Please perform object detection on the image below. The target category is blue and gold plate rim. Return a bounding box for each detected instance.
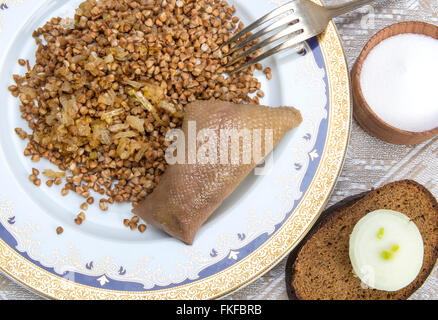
[0,2,351,300]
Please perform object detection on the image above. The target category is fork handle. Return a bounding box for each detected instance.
[325,0,376,19]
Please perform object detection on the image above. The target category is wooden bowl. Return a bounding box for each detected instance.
[351,21,438,145]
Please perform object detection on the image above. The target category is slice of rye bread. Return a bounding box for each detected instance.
[286,180,438,300]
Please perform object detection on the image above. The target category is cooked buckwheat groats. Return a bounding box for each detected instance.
[9,0,266,230]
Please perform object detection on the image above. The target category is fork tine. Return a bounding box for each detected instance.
[225,23,305,67]
[229,34,309,74]
[220,1,297,50]
[225,14,299,57]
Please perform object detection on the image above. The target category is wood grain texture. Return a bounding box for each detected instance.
[352,21,438,145]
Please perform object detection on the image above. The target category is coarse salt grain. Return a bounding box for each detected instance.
[360,33,438,132]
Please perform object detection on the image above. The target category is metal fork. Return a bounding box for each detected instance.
[223,0,376,73]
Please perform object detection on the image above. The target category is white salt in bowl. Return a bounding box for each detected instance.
[352,21,438,145]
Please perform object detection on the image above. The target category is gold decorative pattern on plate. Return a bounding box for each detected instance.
[0,0,351,298]
[0,14,351,298]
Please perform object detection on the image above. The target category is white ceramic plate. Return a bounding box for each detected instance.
[0,0,351,299]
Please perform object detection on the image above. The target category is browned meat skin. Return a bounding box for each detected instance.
[132,101,302,245]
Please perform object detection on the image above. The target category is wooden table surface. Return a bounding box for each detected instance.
[1,0,437,300]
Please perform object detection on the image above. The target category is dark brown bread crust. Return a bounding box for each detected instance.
[286,180,438,300]
[286,191,370,300]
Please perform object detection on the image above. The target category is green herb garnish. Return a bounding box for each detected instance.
[377,227,385,239]
[380,250,394,260]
